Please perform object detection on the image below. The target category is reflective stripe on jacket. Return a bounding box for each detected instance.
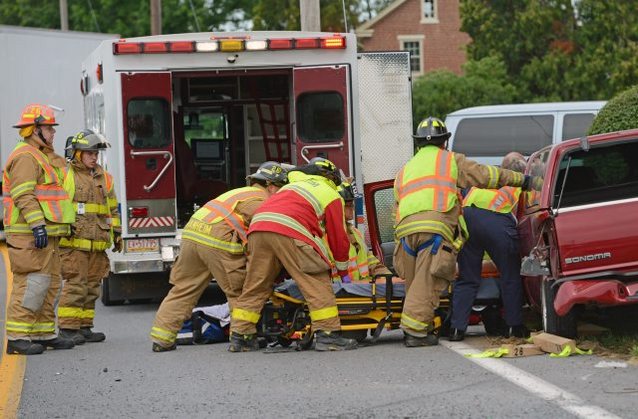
[463,186,522,214]
[248,172,350,271]
[2,142,74,235]
[182,186,267,253]
[60,163,120,251]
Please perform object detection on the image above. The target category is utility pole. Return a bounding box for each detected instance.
[299,0,321,32]
[59,0,69,31]
[151,0,162,35]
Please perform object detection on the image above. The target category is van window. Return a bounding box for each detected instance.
[454,115,554,156]
[561,113,595,141]
[127,99,170,148]
[297,92,344,142]
[553,140,638,208]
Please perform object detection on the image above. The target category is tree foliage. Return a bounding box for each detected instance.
[0,1,381,36]
[412,56,517,122]
[460,0,638,102]
[588,85,638,135]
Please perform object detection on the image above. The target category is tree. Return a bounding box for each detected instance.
[412,56,517,124]
[588,85,638,135]
[0,0,253,37]
[459,0,638,102]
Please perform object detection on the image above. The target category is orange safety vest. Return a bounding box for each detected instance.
[2,142,74,235]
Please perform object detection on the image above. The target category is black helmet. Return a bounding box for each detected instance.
[413,116,451,146]
[247,161,288,186]
[307,157,342,186]
[337,182,357,202]
[66,129,110,152]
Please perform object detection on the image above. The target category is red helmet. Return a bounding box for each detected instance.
[13,104,59,128]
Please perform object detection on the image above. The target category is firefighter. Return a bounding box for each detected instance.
[150,161,288,352]
[394,117,532,347]
[56,130,121,345]
[449,152,529,341]
[333,182,392,282]
[229,158,358,352]
[4,104,76,355]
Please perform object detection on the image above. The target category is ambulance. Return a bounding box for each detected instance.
[81,31,414,304]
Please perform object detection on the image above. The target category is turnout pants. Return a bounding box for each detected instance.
[58,249,110,329]
[6,234,61,341]
[394,232,453,337]
[452,207,523,330]
[231,231,340,335]
[151,240,247,347]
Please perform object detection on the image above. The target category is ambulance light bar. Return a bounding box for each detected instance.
[113,36,346,55]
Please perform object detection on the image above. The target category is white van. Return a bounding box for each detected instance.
[445,101,606,165]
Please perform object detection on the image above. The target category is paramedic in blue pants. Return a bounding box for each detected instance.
[449,152,530,341]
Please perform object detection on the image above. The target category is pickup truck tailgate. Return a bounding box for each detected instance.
[555,199,638,276]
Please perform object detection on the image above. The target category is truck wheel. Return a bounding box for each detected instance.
[101,275,125,306]
[541,279,577,338]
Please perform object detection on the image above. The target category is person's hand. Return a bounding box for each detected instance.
[32,225,48,249]
[112,232,123,252]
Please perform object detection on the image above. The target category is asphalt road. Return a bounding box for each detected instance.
[0,280,630,419]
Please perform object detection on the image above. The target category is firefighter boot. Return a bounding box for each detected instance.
[152,342,176,353]
[6,339,45,355]
[32,336,75,350]
[228,332,260,352]
[59,329,86,345]
[404,332,439,347]
[314,330,358,351]
[80,327,106,343]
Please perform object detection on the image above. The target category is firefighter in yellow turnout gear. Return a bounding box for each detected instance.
[394,117,531,347]
[4,104,76,355]
[150,162,289,352]
[333,182,392,283]
[57,130,121,345]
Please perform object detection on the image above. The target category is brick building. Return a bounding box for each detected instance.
[356,0,470,76]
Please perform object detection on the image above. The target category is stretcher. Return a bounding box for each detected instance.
[258,260,502,348]
[258,274,442,349]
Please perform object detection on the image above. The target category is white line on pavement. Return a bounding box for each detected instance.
[441,340,621,419]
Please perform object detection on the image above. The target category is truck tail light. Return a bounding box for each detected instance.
[245,40,268,51]
[113,42,142,54]
[129,207,148,218]
[169,41,195,53]
[295,38,320,49]
[269,39,293,50]
[219,39,244,52]
[195,41,219,52]
[144,42,168,53]
[321,36,346,49]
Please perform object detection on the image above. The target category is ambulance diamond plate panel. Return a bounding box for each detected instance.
[358,52,413,184]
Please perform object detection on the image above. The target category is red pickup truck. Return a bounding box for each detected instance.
[518,129,638,337]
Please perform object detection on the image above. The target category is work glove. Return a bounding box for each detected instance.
[341,274,352,284]
[112,232,123,253]
[521,175,533,191]
[32,225,48,249]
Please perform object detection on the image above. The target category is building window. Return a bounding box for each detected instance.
[400,39,423,73]
[421,0,438,23]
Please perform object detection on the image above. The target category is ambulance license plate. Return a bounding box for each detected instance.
[126,238,160,253]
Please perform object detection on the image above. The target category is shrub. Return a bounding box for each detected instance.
[589,85,638,135]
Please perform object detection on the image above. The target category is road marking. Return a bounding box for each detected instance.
[441,340,621,419]
[0,243,26,419]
